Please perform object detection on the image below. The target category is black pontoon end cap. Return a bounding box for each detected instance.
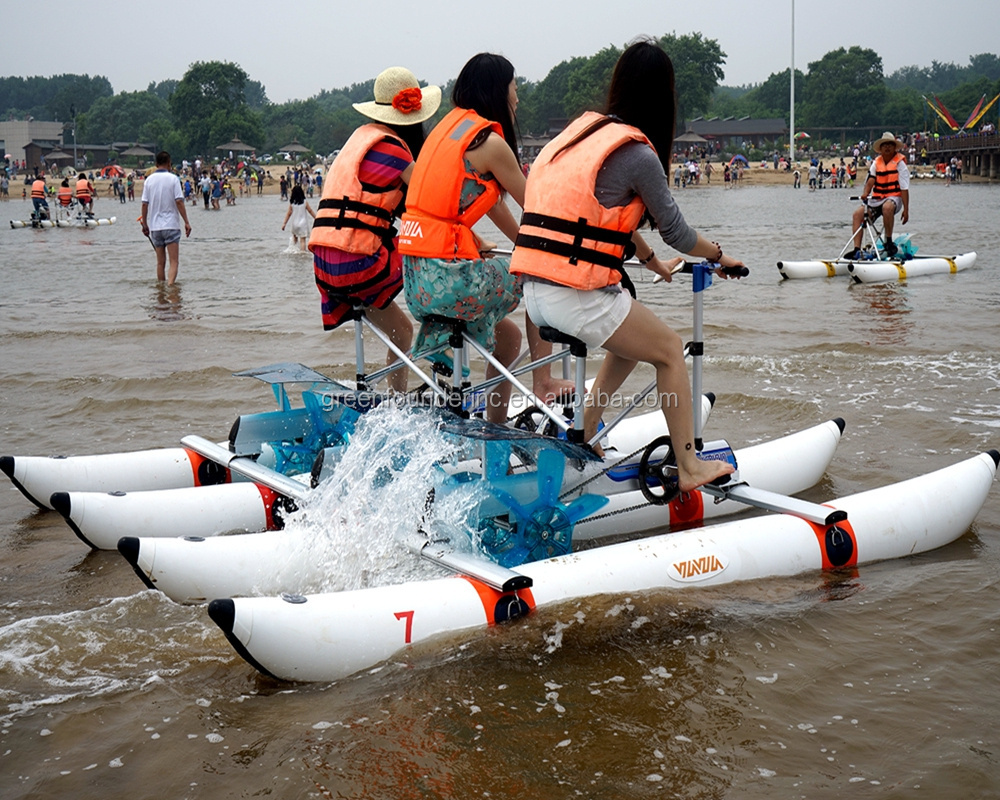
[117,537,156,590]
[50,491,71,517]
[207,598,235,634]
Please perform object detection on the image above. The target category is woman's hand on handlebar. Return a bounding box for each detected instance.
[647,255,684,283]
[714,253,747,278]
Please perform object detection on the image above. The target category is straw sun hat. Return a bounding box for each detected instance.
[873,131,904,149]
[352,67,442,125]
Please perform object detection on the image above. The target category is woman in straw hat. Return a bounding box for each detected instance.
[509,39,744,490]
[309,66,441,392]
[398,53,574,423]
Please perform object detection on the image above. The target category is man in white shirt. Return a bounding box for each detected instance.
[847,132,910,260]
[140,151,192,285]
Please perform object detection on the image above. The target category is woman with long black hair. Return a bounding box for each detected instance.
[399,52,572,423]
[510,39,745,491]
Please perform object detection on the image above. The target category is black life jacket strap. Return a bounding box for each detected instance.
[315,196,397,246]
[516,212,637,297]
[516,211,631,270]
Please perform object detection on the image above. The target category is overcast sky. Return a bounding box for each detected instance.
[6,0,998,104]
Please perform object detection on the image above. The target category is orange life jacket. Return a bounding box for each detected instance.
[870,153,905,199]
[397,107,504,260]
[308,123,409,256]
[76,178,92,199]
[31,180,46,199]
[509,112,649,290]
[57,186,73,206]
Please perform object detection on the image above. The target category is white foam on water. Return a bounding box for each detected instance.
[259,403,486,596]
[0,591,217,725]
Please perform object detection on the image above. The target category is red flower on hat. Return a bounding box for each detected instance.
[392,88,423,114]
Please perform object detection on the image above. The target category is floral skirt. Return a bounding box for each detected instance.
[403,254,522,353]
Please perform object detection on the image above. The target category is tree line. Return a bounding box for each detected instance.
[2,37,999,164]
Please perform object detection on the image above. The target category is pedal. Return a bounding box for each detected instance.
[698,439,740,485]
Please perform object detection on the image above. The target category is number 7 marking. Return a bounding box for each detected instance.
[394,610,414,643]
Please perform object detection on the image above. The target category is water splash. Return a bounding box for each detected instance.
[264,403,486,595]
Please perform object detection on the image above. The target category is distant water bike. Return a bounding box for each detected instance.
[9,200,116,228]
[777,196,976,283]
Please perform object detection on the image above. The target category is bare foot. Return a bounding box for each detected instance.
[677,457,735,494]
[533,377,576,405]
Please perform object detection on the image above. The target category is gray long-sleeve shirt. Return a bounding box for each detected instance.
[595,141,698,255]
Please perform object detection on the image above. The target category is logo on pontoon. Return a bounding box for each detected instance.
[400,219,424,239]
[672,554,726,581]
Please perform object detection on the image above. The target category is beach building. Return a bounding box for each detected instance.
[0,119,65,166]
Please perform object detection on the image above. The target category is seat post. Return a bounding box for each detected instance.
[538,326,587,444]
[352,305,367,390]
[569,342,587,444]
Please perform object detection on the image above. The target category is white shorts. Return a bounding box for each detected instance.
[866,196,901,215]
[522,280,632,349]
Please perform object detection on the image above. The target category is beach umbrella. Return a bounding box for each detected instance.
[729,154,749,166]
[216,136,252,156]
[794,131,810,140]
[121,144,156,168]
[278,138,311,154]
[674,130,708,144]
[99,164,125,178]
[121,145,156,158]
[44,149,74,163]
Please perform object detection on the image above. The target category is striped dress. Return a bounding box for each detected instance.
[312,138,411,330]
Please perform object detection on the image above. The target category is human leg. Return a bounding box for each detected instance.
[591,301,733,491]
[154,245,168,282]
[164,241,180,285]
[881,201,896,242]
[484,317,521,424]
[525,314,575,403]
[851,205,866,250]
[364,301,413,393]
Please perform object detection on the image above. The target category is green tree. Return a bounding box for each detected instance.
[561,46,621,119]
[147,79,179,101]
[800,46,886,127]
[0,74,111,120]
[245,79,269,109]
[47,74,113,123]
[169,61,263,157]
[517,56,590,134]
[80,91,171,144]
[660,32,727,122]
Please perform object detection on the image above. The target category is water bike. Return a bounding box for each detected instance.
[777,197,976,282]
[126,262,995,683]
[113,262,858,606]
[9,206,116,228]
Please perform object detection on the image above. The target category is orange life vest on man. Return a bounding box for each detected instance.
[76,178,92,200]
[509,112,649,290]
[870,152,905,199]
[397,107,504,260]
[57,185,73,206]
[31,179,46,199]
[309,123,409,256]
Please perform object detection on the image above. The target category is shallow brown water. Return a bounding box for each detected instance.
[1,181,999,799]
